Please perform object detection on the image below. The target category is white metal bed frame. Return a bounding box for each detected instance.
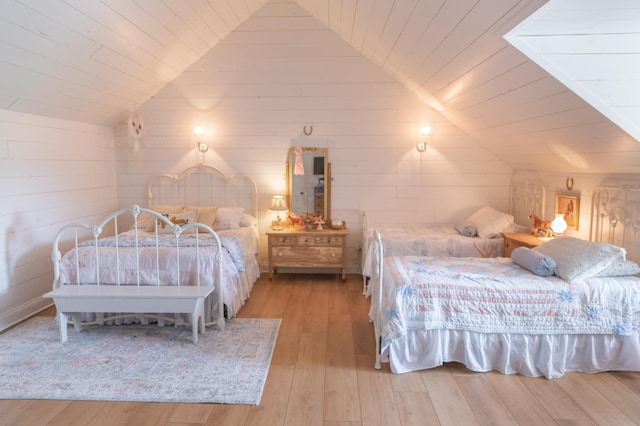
[46,163,260,342]
[147,163,258,218]
[360,178,547,293]
[591,184,640,263]
[46,205,224,343]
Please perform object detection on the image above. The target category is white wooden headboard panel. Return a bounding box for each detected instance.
[147,164,258,218]
[510,178,546,226]
[591,185,640,262]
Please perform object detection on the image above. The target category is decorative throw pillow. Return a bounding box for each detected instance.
[455,221,477,237]
[533,237,626,281]
[213,207,244,230]
[156,209,198,234]
[185,205,218,227]
[466,206,514,239]
[145,205,185,232]
[511,246,557,277]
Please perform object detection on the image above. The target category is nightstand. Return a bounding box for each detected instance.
[267,227,348,281]
[502,232,545,257]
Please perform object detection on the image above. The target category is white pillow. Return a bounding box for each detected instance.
[595,259,640,277]
[466,206,514,239]
[533,237,626,282]
[213,207,244,230]
[240,213,258,227]
[156,209,198,234]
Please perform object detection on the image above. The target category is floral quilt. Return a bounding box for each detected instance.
[77,231,246,272]
[379,256,640,350]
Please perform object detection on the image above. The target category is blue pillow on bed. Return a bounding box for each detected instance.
[511,246,557,277]
[455,221,477,237]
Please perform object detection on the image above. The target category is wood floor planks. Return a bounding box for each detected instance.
[2,273,640,426]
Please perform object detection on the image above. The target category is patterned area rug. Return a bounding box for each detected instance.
[0,316,280,404]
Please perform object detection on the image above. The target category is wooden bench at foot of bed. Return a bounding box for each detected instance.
[43,285,216,344]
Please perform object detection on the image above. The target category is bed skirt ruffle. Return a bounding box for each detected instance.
[384,329,640,378]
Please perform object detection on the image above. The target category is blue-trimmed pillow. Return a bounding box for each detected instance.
[455,221,477,237]
[511,246,557,277]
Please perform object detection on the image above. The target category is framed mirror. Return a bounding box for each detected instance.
[286,147,330,220]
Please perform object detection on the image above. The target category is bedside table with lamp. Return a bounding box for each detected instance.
[502,214,568,257]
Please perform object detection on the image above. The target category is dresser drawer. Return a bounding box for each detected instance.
[271,246,343,266]
[297,235,344,246]
[267,228,348,280]
[270,236,297,246]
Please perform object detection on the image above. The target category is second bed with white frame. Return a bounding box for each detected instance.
[360,178,547,292]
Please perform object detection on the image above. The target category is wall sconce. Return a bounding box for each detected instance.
[551,214,568,236]
[269,195,288,230]
[416,124,431,153]
[194,125,208,153]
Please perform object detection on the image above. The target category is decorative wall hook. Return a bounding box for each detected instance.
[303,125,313,136]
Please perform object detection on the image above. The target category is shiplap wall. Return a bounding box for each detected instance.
[113,1,514,271]
[0,110,116,331]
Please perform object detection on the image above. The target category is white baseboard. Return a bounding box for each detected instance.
[0,297,53,332]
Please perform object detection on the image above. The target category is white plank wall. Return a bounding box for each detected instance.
[112,1,514,271]
[0,110,116,331]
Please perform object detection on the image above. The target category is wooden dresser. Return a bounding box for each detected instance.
[267,227,348,280]
[502,232,545,257]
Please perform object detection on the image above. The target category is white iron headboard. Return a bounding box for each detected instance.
[147,164,258,217]
[591,185,640,262]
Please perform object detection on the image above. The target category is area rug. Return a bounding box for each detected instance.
[0,316,280,405]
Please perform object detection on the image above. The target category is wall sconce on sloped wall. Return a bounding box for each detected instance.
[194,125,208,153]
[416,124,431,153]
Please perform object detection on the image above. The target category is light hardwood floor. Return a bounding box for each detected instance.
[2,273,640,426]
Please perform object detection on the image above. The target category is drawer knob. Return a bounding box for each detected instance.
[277,252,283,257]
[331,253,336,258]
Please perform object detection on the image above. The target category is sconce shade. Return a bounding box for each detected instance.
[194,125,208,153]
[416,124,431,152]
[551,214,568,235]
[269,195,288,211]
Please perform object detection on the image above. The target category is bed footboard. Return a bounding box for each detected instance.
[46,204,224,342]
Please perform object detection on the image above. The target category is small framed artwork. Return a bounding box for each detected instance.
[555,194,580,230]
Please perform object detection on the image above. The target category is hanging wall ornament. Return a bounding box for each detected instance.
[294,146,305,175]
[127,110,146,157]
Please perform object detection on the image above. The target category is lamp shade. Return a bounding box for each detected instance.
[551,214,568,235]
[269,195,288,211]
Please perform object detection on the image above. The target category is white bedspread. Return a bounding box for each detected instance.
[379,256,640,349]
[362,223,528,278]
[375,256,640,377]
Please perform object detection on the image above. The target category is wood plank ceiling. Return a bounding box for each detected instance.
[1,0,638,174]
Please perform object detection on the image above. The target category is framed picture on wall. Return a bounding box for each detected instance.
[555,194,580,231]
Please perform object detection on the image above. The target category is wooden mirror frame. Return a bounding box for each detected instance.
[286,147,331,221]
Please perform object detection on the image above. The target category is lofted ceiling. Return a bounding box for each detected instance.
[1,0,639,174]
